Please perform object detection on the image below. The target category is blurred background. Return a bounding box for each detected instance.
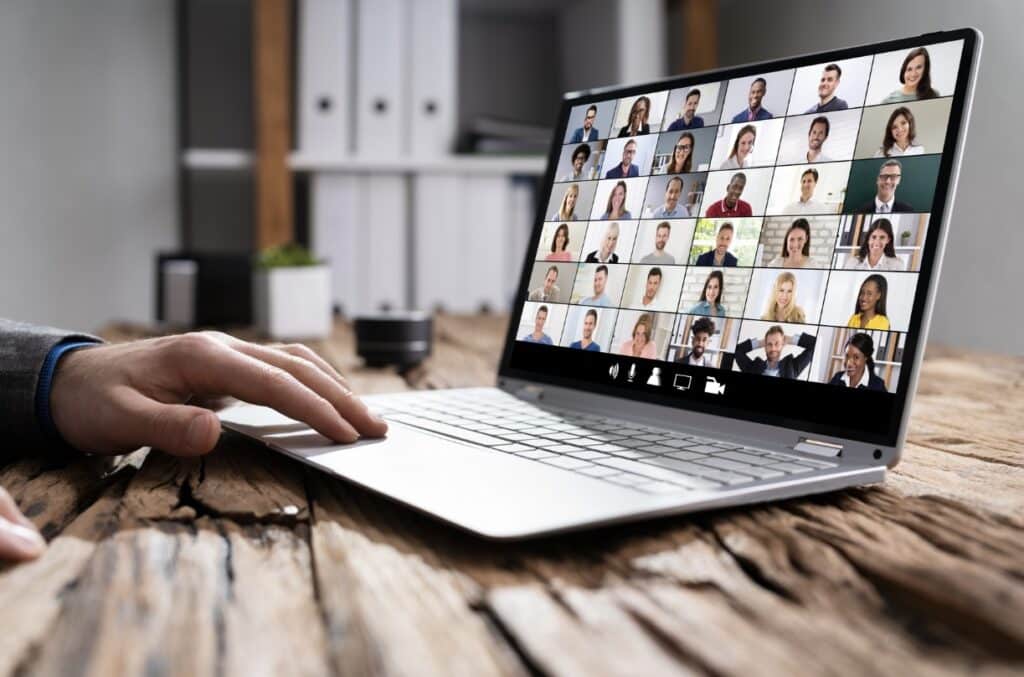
[0,0,1018,354]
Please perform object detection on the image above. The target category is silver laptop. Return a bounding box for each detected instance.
[220,29,981,539]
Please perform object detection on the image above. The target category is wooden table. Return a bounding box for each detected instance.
[1,315,1021,676]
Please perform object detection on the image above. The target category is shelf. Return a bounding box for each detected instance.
[288,152,547,175]
[181,148,253,170]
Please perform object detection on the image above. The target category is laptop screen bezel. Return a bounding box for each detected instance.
[497,28,979,448]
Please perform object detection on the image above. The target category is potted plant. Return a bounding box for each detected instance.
[254,243,332,340]
[900,230,912,246]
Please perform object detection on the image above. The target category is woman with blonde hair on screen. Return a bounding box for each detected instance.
[761,271,806,323]
[616,313,658,358]
[601,180,632,220]
[552,183,580,221]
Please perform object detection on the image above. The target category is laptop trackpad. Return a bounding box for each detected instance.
[219,404,658,538]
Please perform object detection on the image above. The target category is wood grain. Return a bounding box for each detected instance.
[0,315,1021,675]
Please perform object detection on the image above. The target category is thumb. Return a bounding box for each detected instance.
[117,392,222,456]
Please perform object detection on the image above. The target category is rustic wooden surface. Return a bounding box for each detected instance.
[1,314,1021,676]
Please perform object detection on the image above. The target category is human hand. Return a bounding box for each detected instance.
[0,486,45,562]
[50,332,388,456]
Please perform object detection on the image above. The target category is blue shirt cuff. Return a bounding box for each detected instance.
[35,340,100,443]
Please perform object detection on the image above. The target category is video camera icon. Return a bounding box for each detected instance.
[704,376,726,395]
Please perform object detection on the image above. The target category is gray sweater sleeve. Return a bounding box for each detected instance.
[0,319,101,456]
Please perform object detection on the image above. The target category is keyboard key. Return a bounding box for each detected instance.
[718,451,773,466]
[639,481,688,495]
[695,457,761,473]
[573,438,604,447]
[515,449,557,460]
[598,458,720,489]
[641,444,675,455]
[566,450,610,461]
[578,465,619,478]
[736,466,785,479]
[691,468,752,485]
[665,450,703,461]
[610,450,654,460]
[686,445,723,454]
[548,444,581,453]
[390,416,507,447]
[768,462,816,474]
[542,457,593,471]
[594,444,628,452]
[495,444,531,453]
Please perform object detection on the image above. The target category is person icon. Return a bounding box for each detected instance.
[695,223,738,266]
[731,78,772,122]
[666,89,705,131]
[828,332,887,390]
[704,173,752,217]
[676,316,715,366]
[521,305,554,344]
[734,325,816,378]
[854,159,912,213]
[605,139,639,178]
[804,64,848,113]
[569,104,599,143]
[646,367,662,386]
[639,221,676,264]
[569,308,602,351]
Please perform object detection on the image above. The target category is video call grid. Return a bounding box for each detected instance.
[520,41,964,393]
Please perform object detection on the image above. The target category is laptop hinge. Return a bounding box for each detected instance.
[793,438,843,458]
[514,385,545,402]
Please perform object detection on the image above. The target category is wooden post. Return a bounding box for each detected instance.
[253,0,293,251]
[680,0,718,72]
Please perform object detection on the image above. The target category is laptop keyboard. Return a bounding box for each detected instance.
[373,389,837,496]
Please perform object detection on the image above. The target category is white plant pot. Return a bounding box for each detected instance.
[254,265,332,340]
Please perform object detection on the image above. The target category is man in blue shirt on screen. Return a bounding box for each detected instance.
[731,78,773,122]
[569,104,599,143]
[605,139,640,178]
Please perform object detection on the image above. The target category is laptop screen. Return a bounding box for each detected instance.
[501,29,979,447]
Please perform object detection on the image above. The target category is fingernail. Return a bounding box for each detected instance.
[186,414,215,452]
[2,521,46,556]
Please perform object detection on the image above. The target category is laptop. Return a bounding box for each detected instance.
[220,29,981,539]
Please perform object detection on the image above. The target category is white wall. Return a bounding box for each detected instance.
[716,0,1022,355]
[0,0,177,333]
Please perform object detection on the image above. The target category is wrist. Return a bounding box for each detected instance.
[39,342,99,447]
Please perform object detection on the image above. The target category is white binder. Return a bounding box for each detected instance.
[310,174,360,316]
[355,0,407,157]
[409,0,457,157]
[412,174,462,312]
[356,175,409,314]
[297,0,352,155]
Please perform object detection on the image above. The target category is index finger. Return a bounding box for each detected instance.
[167,336,360,443]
